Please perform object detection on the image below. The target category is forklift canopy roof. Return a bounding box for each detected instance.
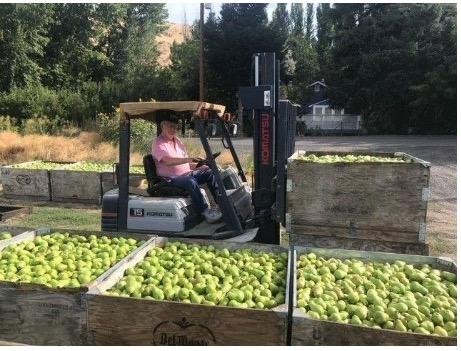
[119,101,226,121]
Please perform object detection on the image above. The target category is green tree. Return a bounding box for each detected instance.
[407,4,456,133]
[92,4,131,82]
[324,3,456,133]
[42,4,108,89]
[204,4,283,110]
[168,23,200,100]
[270,4,291,83]
[280,3,319,103]
[270,3,290,40]
[122,4,167,79]
[0,4,53,91]
[290,3,304,37]
[305,4,314,41]
[284,36,319,104]
[316,3,335,76]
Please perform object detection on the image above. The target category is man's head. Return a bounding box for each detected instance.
[160,115,180,140]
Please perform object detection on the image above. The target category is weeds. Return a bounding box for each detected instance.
[0,132,251,172]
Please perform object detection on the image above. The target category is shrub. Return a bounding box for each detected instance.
[58,90,90,126]
[131,118,157,154]
[0,84,97,126]
[0,85,63,120]
[21,117,62,135]
[0,116,19,132]
[96,111,157,154]
[95,112,118,143]
[296,121,307,136]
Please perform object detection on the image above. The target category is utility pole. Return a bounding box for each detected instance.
[199,3,205,101]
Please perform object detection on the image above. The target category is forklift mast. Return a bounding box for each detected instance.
[239,52,298,245]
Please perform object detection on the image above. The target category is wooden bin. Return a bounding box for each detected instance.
[0,228,154,345]
[286,151,430,255]
[0,205,32,221]
[0,161,75,201]
[291,246,457,346]
[50,169,102,204]
[86,237,290,346]
[0,226,37,245]
[101,171,116,195]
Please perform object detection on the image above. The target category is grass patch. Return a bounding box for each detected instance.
[11,206,101,232]
[428,236,457,258]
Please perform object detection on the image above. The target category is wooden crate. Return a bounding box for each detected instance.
[86,237,290,346]
[0,226,35,247]
[0,205,32,221]
[0,161,75,201]
[291,246,457,346]
[0,228,154,345]
[286,151,430,254]
[50,170,102,204]
[100,172,116,195]
[1,163,49,201]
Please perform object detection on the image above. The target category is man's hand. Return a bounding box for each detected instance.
[192,157,206,163]
[192,157,207,168]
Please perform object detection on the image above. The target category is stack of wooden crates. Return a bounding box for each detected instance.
[286,151,430,255]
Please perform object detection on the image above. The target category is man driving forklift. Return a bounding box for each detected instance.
[152,114,223,224]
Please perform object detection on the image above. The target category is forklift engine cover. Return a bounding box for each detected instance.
[127,192,206,232]
[102,181,253,234]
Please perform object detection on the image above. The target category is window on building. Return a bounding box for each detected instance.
[325,108,332,115]
[314,107,323,114]
[314,84,320,92]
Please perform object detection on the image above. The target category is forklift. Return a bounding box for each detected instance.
[101,52,298,244]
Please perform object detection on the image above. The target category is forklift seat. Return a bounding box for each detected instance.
[143,154,189,197]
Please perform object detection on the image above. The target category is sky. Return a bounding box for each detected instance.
[166,3,315,25]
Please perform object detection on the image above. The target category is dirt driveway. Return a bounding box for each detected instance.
[209,135,457,259]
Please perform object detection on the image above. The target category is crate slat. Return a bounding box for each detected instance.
[290,233,429,255]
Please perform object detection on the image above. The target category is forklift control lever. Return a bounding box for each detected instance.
[194,152,221,168]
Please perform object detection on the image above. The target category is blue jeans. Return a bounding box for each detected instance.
[168,168,219,212]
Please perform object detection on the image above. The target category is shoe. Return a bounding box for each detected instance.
[203,208,223,224]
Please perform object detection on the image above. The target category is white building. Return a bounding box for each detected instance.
[298,81,362,135]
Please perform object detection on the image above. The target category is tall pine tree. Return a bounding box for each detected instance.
[316,3,335,77]
[290,3,304,37]
[305,4,314,42]
[324,3,456,133]
[204,4,283,109]
[270,4,290,41]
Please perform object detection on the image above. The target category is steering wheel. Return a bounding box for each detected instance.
[195,152,221,168]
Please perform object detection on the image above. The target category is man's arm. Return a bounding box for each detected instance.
[160,157,204,167]
[160,156,193,166]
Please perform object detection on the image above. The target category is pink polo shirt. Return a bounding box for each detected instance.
[152,134,191,177]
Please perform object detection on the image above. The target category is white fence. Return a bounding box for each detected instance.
[300,114,362,134]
